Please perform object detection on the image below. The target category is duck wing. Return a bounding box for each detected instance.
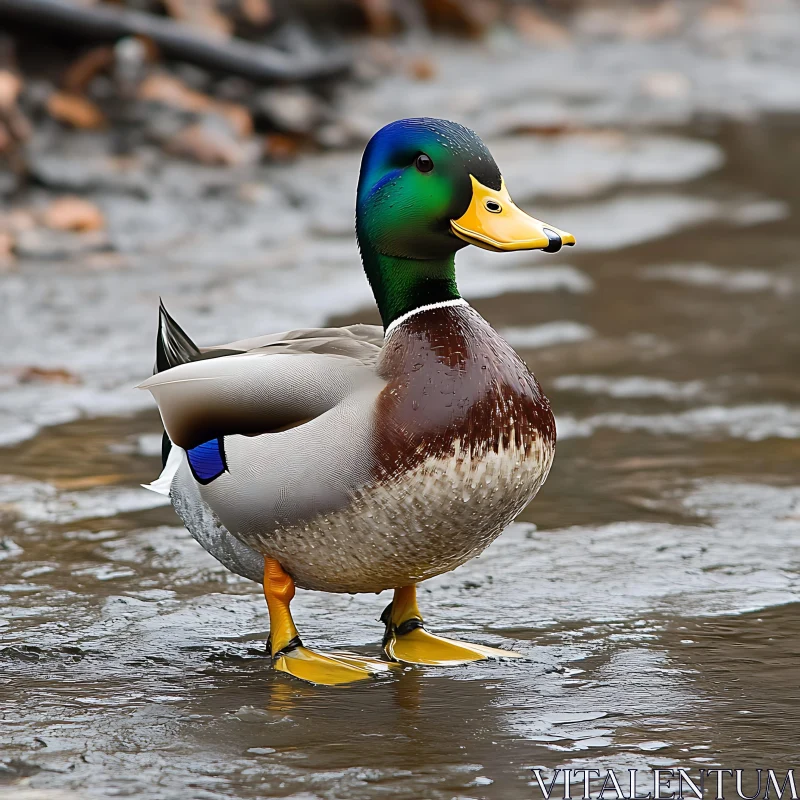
[156,299,385,368]
[143,305,384,450]
[206,322,385,354]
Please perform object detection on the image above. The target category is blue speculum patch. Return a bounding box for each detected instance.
[187,438,227,484]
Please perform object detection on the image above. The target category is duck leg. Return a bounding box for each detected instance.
[381,585,522,665]
[263,558,394,685]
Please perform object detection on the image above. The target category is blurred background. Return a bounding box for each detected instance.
[1,1,800,798]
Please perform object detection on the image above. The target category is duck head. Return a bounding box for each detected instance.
[356,117,575,329]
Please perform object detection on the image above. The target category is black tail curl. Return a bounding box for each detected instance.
[155,298,202,374]
[155,299,201,466]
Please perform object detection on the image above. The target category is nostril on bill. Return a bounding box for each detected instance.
[542,227,563,253]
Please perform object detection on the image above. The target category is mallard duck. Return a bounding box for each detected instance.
[140,117,575,685]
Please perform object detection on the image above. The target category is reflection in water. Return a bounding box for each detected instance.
[2,115,800,797]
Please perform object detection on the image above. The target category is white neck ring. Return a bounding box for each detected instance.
[384,298,469,339]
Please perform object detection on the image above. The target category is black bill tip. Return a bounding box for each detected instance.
[541,227,563,253]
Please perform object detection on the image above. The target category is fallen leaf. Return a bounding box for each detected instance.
[423,0,500,37]
[622,1,683,40]
[360,0,395,36]
[43,196,105,233]
[138,73,252,137]
[63,46,115,93]
[18,366,82,385]
[219,103,254,140]
[164,0,232,37]
[240,0,272,26]
[702,1,747,30]
[47,91,106,130]
[0,231,15,268]
[0,70,22,110]
[264,132,303,161]
[509,6,571,46]
[407,56,436,81]
[168,121,257,166]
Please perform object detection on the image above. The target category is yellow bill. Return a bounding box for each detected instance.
[451,175,575,253]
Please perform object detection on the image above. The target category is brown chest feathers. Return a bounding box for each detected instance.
[374,304,555,478]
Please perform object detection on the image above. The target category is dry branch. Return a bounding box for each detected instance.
[0,0,350,84]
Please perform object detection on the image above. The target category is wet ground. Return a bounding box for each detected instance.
[3,8,800,798]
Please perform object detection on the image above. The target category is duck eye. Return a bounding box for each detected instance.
[415,153,433,173]
[484,198,502,213]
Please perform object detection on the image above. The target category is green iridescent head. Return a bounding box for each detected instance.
[356,118,575,329]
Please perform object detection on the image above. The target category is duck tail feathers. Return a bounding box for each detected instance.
[155,298,201,374]
[155,299,202,468]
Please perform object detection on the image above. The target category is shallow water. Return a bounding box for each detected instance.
[3,52,800,800]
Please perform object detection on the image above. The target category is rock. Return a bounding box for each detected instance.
[14,228,111,260]
[236,181,279,205]
[313,122,350,150]
[0,208,35,232]
[167,118,259,166]
[640,71,691,100]
[43,196,105,232]
[313,114,374,150]
[46,91,106,130]
[138,73,252,137]
[81,251,128,270]
[213,76,254,103]
[0,169,17,196]
[113,37,149,98]
[255,86,323,134]
[26,130,153,195]
[172,62,212,93]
